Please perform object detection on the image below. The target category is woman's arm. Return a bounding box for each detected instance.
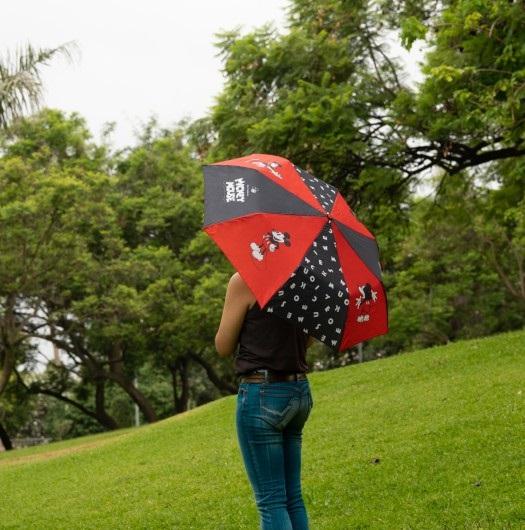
[215,273,253,357]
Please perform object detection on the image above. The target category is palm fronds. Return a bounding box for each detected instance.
[0,41,79,129]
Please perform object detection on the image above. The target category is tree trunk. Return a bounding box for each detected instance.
[94,378,119,430]
[105,370,158,423]
[178,356,190,413]
[170,356,190,413]
[0,420,13,451]
[28,324,157,425]
[106,342,157,423]
[0,348,15,396]
[0,294,18,396]
[27,384,119,431]
[14,367,119,432]
[187,352,238,394]
[483,234,525,302]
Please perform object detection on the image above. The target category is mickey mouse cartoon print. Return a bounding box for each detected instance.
[250,159,284,180]
[355,283,378,323]
[250,230,291,261]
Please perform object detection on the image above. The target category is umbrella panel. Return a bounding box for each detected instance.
[203,164,324,227]
[295,166,338,213]
[264,220,349,350]
[204,212,328,308]
[260,219,388,352]
[332,221,388,348]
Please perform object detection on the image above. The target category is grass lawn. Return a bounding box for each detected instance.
[0,329,523,529]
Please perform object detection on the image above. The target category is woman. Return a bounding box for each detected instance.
[215,271,315,530]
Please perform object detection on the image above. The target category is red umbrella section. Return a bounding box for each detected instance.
[202,153,388,351]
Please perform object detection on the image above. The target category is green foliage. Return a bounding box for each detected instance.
[372,168,525,355]
[0,109,234,443]
[114,121,203,252]
[471,157,525,307]
[0,120,115,303]
[407,0,525,147]
[400,15,428,50]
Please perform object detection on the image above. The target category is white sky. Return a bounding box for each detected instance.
[1,0,426,150]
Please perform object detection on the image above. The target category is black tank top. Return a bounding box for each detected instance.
[235,301,309,376]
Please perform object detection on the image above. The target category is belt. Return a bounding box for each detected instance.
[239,369,307,383]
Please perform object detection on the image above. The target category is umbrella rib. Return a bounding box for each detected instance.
[202,209,326,229]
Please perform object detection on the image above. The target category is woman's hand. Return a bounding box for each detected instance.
[215,272,254,357]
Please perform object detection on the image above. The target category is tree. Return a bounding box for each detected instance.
[372,168,525,355]
[210,0,525,260]
[208,0,525,360]
[0,110,125,439]
[0,111,240,449]
[392,0,525,178]
[0,41,78,448]
[0,42,77,130]
[472,157,525,307]
[210,3,413,236]
[113,118,238,411]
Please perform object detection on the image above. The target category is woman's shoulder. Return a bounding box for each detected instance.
[229,272,257,308]
[229,272,248,291]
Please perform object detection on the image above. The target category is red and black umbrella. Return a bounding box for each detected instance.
[202,154,388,351]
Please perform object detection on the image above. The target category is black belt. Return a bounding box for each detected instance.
[239,369,307,383]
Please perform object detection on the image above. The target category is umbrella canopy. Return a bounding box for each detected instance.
[202,153,388,351]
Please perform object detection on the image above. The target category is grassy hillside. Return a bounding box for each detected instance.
[1,329,523,529]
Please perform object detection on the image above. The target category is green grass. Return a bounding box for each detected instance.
[1,329,524,529]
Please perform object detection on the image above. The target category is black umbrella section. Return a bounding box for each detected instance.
[264,220,349,350]
[335,221,383,281]
[295,166,338,213]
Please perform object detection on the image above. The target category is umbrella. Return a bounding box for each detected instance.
[202,153,388,351]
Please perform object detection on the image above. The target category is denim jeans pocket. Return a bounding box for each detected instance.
[260,386,300,430]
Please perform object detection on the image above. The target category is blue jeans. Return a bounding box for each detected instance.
[236,379,313,530]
